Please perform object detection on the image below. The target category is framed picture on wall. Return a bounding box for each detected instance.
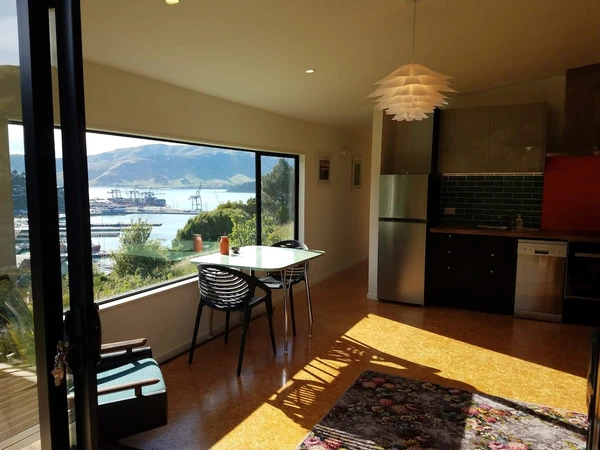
[352,157,363,191]
[316,152,331,183]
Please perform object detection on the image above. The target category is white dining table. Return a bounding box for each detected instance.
[190,245,325,353]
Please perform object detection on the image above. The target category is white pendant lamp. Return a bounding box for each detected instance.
[368,0,456,121]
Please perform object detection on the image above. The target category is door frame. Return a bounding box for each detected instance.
[16,0,98,448]
[55,0,99,447]
[17,0,69,447]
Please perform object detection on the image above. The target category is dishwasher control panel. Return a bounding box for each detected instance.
[517,240,568,257]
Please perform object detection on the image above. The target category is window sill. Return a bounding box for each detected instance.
[98,276,197,312]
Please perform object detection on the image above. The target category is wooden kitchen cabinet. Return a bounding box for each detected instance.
[425,232,517,314]
[438,108,490,173]
[488,103,547,172]
[381,114,434,174]
[563,63,600,154]
[438,103,547,173]
[393,118,434,174]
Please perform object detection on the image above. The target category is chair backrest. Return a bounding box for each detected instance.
[197,264,256,309]
[270,240,309,283]
[272,240,308,251]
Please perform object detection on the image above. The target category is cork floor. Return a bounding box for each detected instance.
[118,261,594,450]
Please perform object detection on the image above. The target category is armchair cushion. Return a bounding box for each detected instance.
[97,358,166,405]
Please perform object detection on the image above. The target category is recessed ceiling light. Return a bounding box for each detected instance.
[305,69,316,74]
[165,0,179,4]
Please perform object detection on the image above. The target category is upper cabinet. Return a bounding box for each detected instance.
[438,103,547,173]
[381,114,434,174]
[563,64,600,155]
[488,103,547,173]
[439,108,490,173]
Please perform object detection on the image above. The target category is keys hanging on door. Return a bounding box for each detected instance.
[51,340,69,386]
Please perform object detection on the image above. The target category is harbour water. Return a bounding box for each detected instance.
[88,188,254,251]
[88,187,254,212]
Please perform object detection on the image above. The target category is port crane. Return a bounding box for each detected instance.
[107,187,123,202]
[189,184,203,211]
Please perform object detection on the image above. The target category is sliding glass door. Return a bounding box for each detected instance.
[0,3,47,448]
[2,0,100,448]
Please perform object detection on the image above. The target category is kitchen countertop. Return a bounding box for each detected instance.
[429,225,600,243]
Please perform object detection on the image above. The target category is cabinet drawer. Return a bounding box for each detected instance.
[426,232,517,314]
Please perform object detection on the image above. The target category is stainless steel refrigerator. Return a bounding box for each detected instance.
[377,174,429,305]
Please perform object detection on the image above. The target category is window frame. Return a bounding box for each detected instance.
[255,151,301,245]
[8,123,300,305]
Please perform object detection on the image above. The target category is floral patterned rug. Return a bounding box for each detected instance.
[297,370,588,450]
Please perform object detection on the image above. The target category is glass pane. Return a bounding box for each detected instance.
[260,155,296,246]
[81,138,257,302]
[0,1,43,448]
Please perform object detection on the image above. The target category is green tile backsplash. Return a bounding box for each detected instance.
[439,175,544,228]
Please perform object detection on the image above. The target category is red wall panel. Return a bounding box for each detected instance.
[542,156,600,231]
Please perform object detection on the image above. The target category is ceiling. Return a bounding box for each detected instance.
[80,0,600,133]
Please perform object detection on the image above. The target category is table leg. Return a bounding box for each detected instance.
[208,309,214,338]
[281,268,289,354]
[305,264,314,338]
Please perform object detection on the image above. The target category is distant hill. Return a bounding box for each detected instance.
[9,143,277,188]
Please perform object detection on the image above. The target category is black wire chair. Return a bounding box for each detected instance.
[188,264,276,376]
[259,240,313,337]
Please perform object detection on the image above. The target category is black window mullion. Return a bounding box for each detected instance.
[255,153,262,245]
[294,155,300,240]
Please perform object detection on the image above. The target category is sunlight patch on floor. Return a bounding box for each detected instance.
[211,402,308,450]
[348,313,587,411]
[214,311,589,449]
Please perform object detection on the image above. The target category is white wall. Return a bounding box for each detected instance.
[0,67,21,270]
[367,110,383,299]
[367,74,567,298]
[0,61,371,362]
[78,62,372,361]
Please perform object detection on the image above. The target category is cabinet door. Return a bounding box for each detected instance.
[564,64,600,154]
[380,113,397,175]
[426,233,517,314]
[394,119,434,174]
[469,236,517,314]
[439,108,490,173]
[488,104,547,173]
[425,233,472,309]
[425,233,457,307]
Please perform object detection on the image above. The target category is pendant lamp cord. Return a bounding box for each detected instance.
[412,0,416,63]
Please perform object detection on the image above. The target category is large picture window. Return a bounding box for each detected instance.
[8,124,299,304]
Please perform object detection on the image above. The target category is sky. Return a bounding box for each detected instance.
[0,1,19,66]
[8,124,182,156]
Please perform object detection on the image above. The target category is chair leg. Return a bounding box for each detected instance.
[237,305,251,377]
[188,298,204,365]
[224,311,230,344]
[289,287,297,337]
[266,297,276,354]
[208,309,214,338]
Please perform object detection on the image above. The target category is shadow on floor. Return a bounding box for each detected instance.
[114,262,591,449]
[267,333,477,449]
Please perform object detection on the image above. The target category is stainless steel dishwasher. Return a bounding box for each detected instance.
[514,240,567,322]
